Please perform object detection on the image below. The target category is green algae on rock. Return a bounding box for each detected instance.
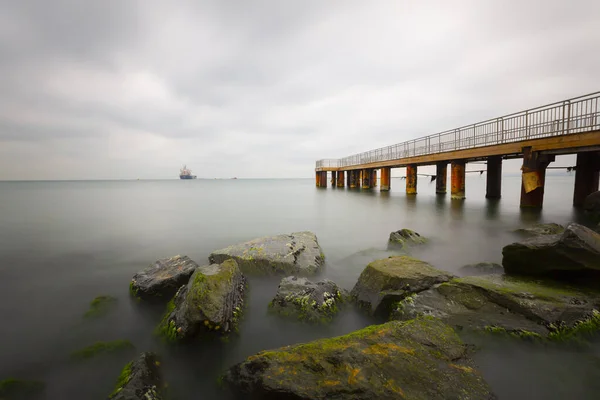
[392,274,600,341]
[0,378,44,400]
[70,340,135,360]
[209,231,324,276]
[130,255,199,302]
[156,259,246,342]
[268,276,346,323]
[351,256,453,316]
[84,295,117,318]
[109,352,163,400]
[387,228,428,250]
[223,316,494,399]
[514,223,565,236]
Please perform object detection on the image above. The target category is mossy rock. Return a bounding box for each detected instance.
[0,378,44,400]
[70,340,135,360]
[109,352,163,400]
[350,256,453,316]
[268,276,346,324]
[387,228,428,249]
[458,262,503,276]
[514,223,565,236]
[392,274,600,342]
[130,255,199,302]
[156,259,246,342]
[223,316,494,399]
[209,231,324,276]
[84,295,117,318]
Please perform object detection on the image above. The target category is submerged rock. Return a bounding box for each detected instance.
[130,255,199,301]
[392,274,600,340]
[458,262,504,276]
[209,231,324,276]
[71,340,135,360]
[109,352,163,400]
[350,256,453,316]
[584,191,600,221]
[84,295,118,318]
[0,378,44,400]
[503,223,600,276]
[387,228,427,249]
[223,316,494,400]
[514,223,565,236]
[268,276,345,323]
[156,259,246,341]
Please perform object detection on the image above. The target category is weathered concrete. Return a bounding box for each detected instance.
[224,317,494,400]
[486,156,502,199]
[451,160,466,199]
[520,146,554,208]
[435,162,447,194]
[406,164,417,195]
[380,167,391,191]
[573,152,600,207]
[209,231,325,276]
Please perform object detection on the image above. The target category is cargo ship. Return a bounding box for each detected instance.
[179,165,197,179]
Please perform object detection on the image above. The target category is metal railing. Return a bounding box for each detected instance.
[316,91,600,169]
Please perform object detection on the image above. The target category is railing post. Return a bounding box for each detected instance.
[566,101,572,134]
[525,111,529,139]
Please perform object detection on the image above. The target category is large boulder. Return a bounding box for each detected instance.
[503,223,600,276]
[350,256,453,316]
[109,352,163,400]
[268,276,345,323]
[156,259,246,341]
[584,190,600,220]
[130,255,198,301]
[514,223,565,236]
[392,275,600,340]
[209,232,324,276]
[223,317,494,399]
[387,228,427,249]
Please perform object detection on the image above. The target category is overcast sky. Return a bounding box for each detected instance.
[0,0,598,180]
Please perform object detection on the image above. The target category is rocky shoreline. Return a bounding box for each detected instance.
[6,213,600,399]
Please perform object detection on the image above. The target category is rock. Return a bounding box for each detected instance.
[0,378,44,400]
[503,223,600,276]
[223,316,494,400]
[392,274,600,340]
[84,295,118,318]
[156,259,246,341]
[109,352,163,400]
[458,262,504,276]
[130,255,199,301]
[350,256,453,316]
[209,231,324,276]
[71,340,135,360]
[268,276,346,323]
[514,223,565,236]
[584,191,600,220]
[387,228,427,249]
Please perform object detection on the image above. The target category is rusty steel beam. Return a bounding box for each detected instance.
[406,165,417,195]
[451,160,466,199]
[380,167,391,191]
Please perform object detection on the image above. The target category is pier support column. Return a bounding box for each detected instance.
[435,162,447,194]
[362,169,372,189]
[573,152,600,207]
[372,170,377,187]
[315,171,327,187]
[349,170,358,189]
[520,147,554,208]
[331,171,336,187]
[337,171,345,188]
[486,156,502,199]
[380,167,391,191]
[406,164,417,195]
[451,160,466,199]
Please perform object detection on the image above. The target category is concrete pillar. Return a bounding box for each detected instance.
[451,160,466,199]
[337,171,345,188]
[380,167,391,191]
[435,162,447,194]
[372,169,377,187]
[331,171,336,187]
[406,164,417,195]
[486,156,502,199]
[362,169,372,189]
[573,152,600,207]
[349,170,358,189]
[315,171,319,187]
[520,147,554,208]
[315,171,327,187]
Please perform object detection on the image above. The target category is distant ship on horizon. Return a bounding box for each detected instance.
[179,165,197,179]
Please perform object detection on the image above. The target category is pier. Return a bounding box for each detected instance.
[315,92,600,208]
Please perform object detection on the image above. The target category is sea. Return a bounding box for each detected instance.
[1,174,599,399]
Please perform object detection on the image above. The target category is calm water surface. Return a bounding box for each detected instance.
[1,175,599,399]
